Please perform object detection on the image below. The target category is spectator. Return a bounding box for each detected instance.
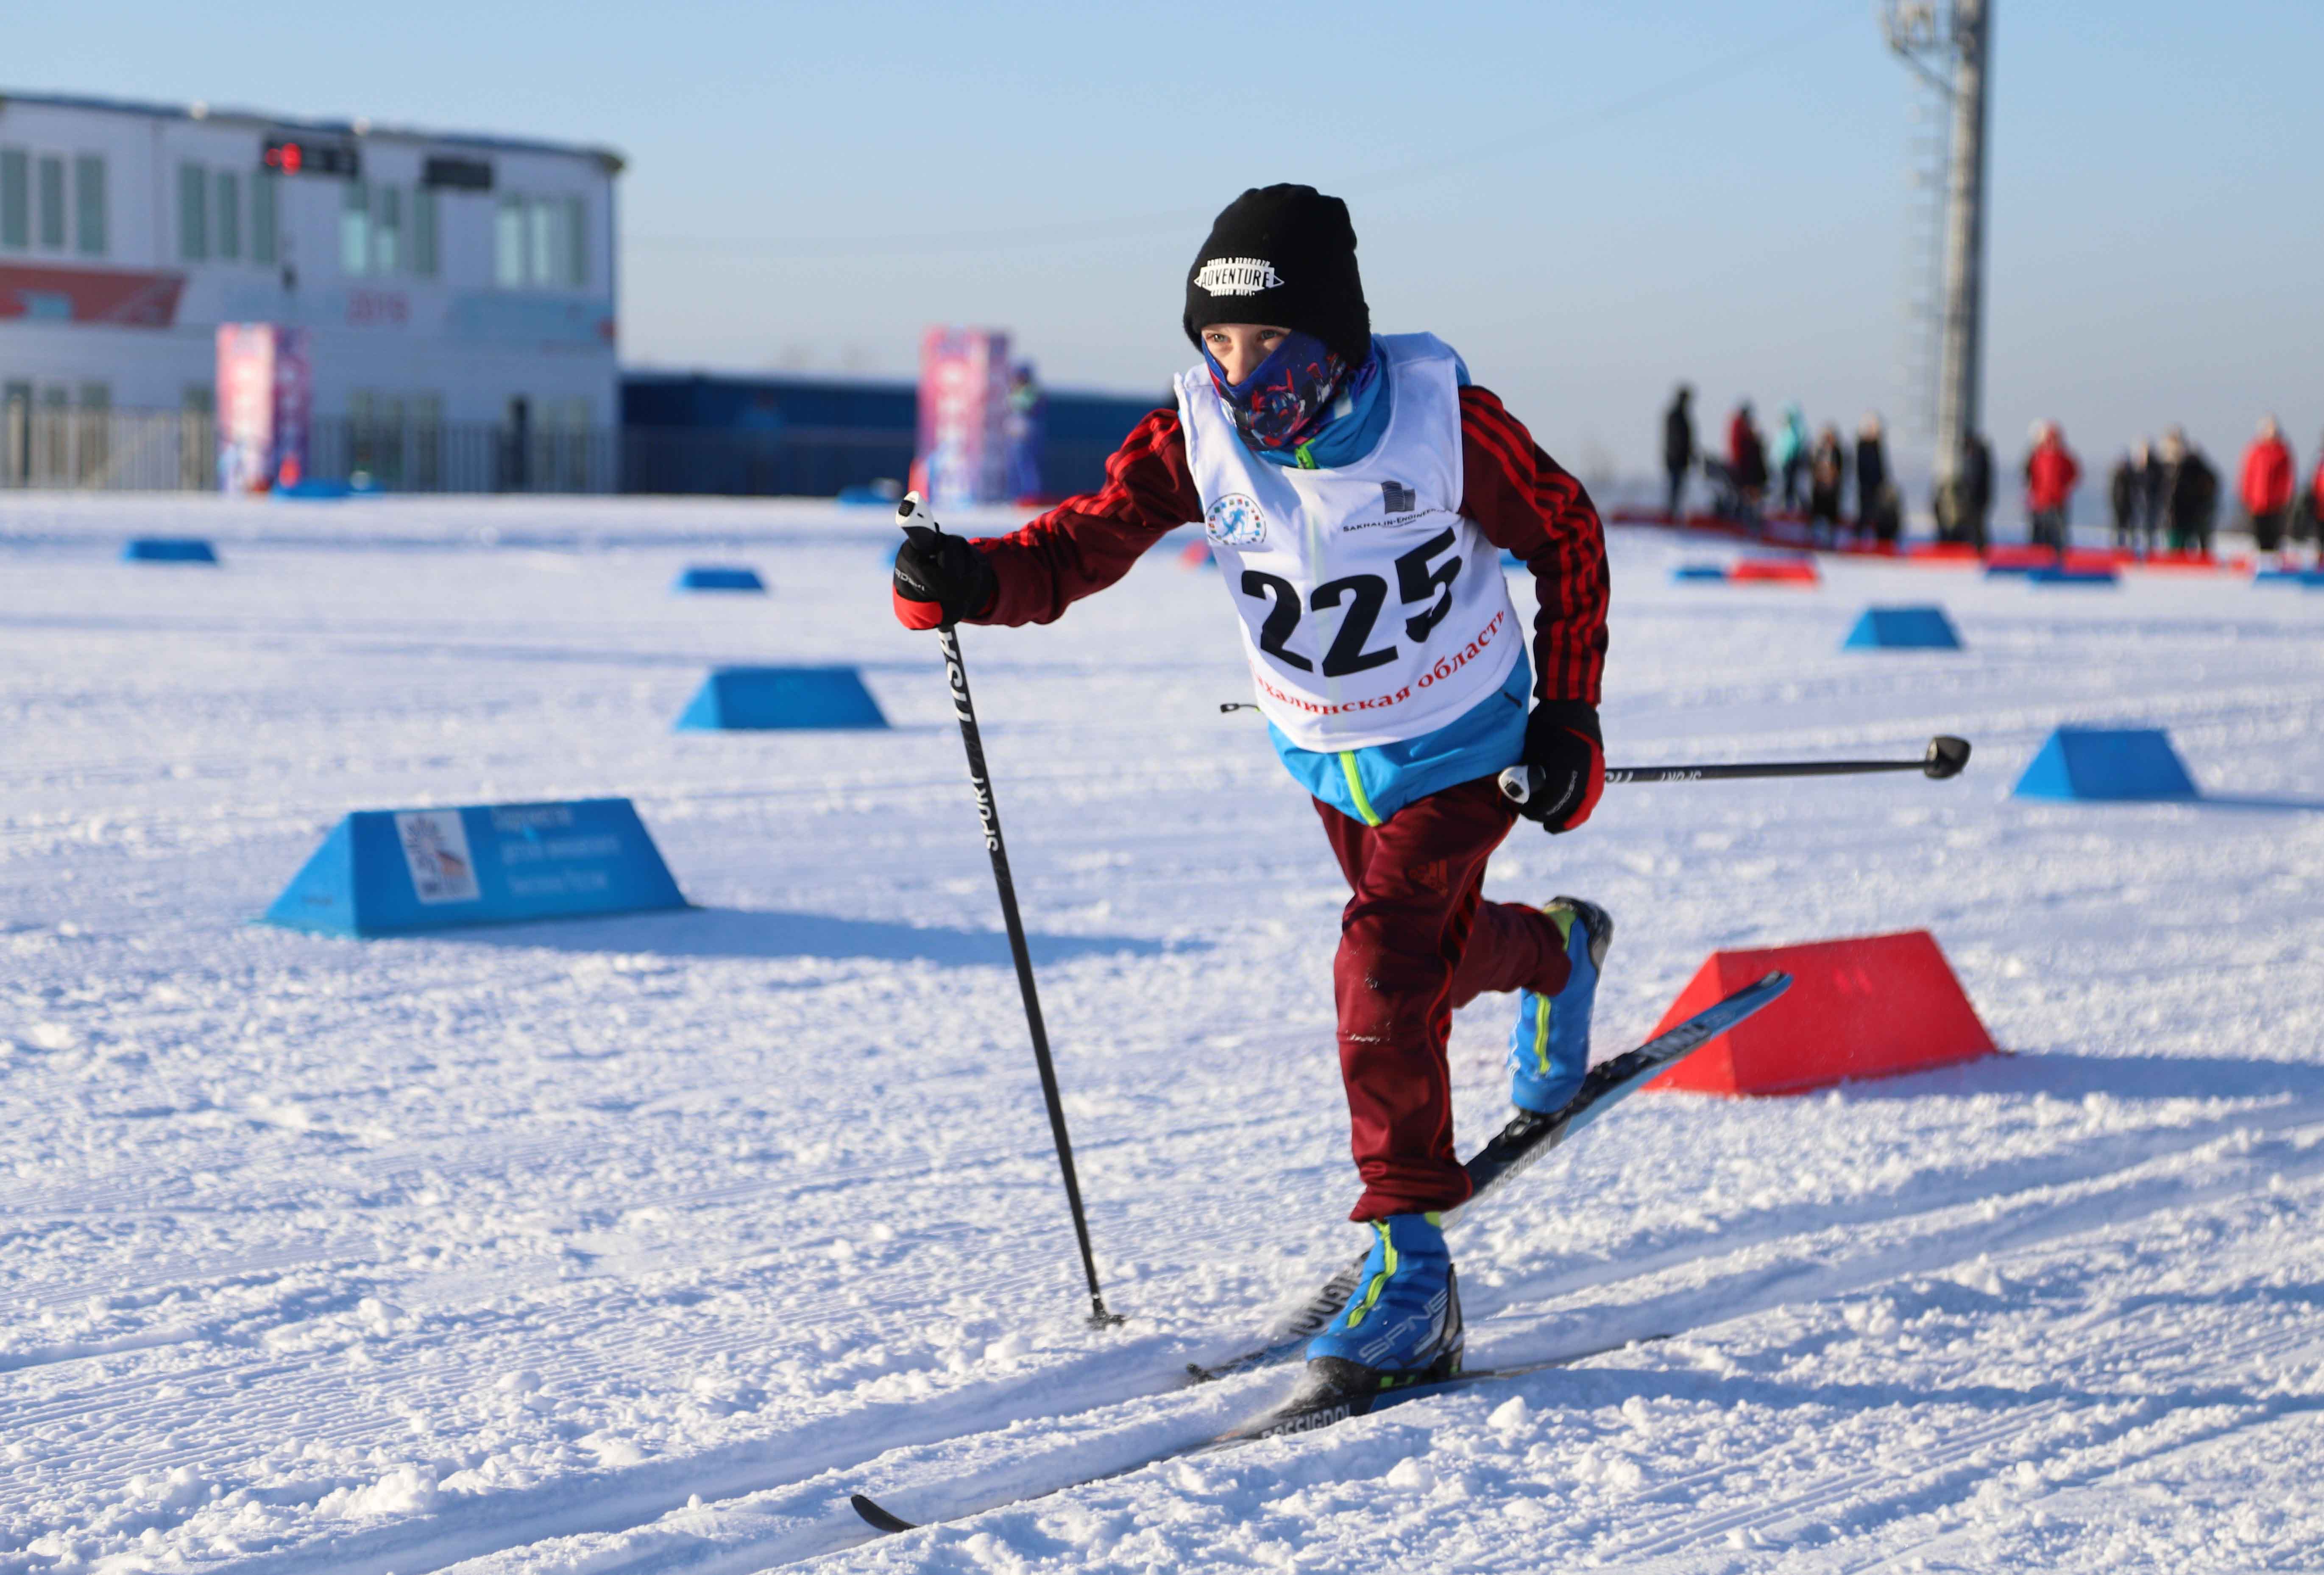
[2109,445,2145,551]
[1663,385,1695,521]
[1728,401,1768,522]
[1807,424,1847,547]
[1853,413,1892,546]
[2239,415,2296,556]
[2158,427,2221,555]
[1773,404,1809,512]
[1958,431,1994,552]
[2023,420,2081,552]
[1005,362,1047,502]
[2138,435,2168,552]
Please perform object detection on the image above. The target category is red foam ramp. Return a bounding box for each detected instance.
[1985,544,2054,570]
[1643,930,1995,1096]
[1729,558,1820,585]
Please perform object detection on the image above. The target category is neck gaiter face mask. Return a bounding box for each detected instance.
[1201,330,1351,452]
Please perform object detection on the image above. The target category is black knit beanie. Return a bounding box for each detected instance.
[1182,184,1371,365]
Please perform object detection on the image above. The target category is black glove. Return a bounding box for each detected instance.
[892,523,998,630]
[1512,700,1605,833]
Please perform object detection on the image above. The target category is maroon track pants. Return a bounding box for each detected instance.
[1315,775,1574,1221]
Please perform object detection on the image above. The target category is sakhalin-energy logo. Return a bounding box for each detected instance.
[1205,492,1268,546]
[1194,257,1282,296]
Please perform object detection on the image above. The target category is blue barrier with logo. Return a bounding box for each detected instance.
[263,798,687,937]
[675,565,766,592]
[124,538,219,563]
[676,666,889,730]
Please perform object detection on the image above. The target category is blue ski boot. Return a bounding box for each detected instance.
[1507,895,1615,1115]
[1304,1212,1463,1391]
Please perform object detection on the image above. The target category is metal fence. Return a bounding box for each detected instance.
[0,403,1129,499]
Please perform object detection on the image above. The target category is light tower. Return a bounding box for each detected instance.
[1884,0,1992,498]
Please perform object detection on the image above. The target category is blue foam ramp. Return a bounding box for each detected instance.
[2012,727,2198,802]
[273,478,351,500]
[123,537,218,563]
[1843,605,1962,650]
[677,666,888,730]
[675,566,766,592]
[2026,566,2118,586]
[1672,564,1729,582]
[263,798,687,937]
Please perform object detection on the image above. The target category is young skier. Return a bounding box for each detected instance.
[891,184,1611,1399]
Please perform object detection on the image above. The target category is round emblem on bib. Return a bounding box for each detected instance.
[1204,492,1268,546]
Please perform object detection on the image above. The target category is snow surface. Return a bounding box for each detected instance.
[4,493,2322,1574]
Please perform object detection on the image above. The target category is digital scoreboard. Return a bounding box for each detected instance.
[260,137,360,178]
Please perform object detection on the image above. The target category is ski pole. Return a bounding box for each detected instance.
[1499,734,1971,805]
[906,502,1122,1329]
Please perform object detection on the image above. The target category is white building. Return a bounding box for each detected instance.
[0,89,620,488]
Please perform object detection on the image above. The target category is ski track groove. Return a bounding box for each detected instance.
[447,1122,2324,1575]
[1607,1310,2324,1565]
[14,1110,2318,1529]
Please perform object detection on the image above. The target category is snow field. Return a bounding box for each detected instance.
[2,493,2321,1572]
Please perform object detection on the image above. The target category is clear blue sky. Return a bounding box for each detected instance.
[14,0,2320,482]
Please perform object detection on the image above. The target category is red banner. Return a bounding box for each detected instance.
[0,263,185,328]
[913,327,1012,509]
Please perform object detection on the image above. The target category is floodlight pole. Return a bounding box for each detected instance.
[1886,0,1993,494]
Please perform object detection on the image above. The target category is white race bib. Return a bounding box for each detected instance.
[1176,334,1521,751]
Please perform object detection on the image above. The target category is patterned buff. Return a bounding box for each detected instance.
[1203,330,1375,452]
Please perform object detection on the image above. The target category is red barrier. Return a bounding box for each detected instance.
[1728,557,1820,585]
[1643,930,1995,1096]
[1985,545,2055,570]
[2132,551,2248,575]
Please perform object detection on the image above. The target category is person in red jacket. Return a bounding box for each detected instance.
[891,185,1610,1399]
[2239,416,2296,557]
[2310,438,2324,565]
[2023,421,2082,553]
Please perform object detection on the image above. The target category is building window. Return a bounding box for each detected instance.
[412,392,443,489]
[563,196,587,287]
[37,155,65,249]
[76,383,110,486]
[373,185,402,274]
[527,200,555,288]
[180,385,216,491]
[494,195,526,287]
[252,173,279,265]
[215,170,242,262]
[178,162,209,260]
[73,155,105,256]
[411,187,439,278]
[340,179,370,276]
[39,387,69,485]
[0,149,25,249]
[494,194,588,290]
